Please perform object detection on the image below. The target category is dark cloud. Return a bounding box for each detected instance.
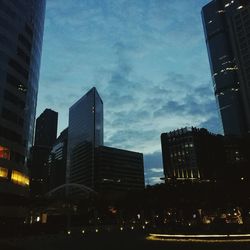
[106,128,157,149]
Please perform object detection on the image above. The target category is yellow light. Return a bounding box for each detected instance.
[95,229,98,233]
[120,227,123,231]
[11,170,29,186]
[0,167,8,178]
[146,235,250,243]
[82,230,85,234]
[148,233,250,238]
[67,230,71,235]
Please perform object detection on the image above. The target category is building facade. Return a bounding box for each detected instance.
[67,87,103,191]
[202,0,250,136]
[30,109,58,196]
[161,127,223,181]
[95,146,145,193]
[0,0,46,202]
[34,109,58,147]
[48,128,68,191]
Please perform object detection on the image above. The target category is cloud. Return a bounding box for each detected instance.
[38,0,218,184]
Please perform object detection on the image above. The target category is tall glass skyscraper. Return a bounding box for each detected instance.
[67,87,103,191]
[0,0,46,201]
[202,0,250,136]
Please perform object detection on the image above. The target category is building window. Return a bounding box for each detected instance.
[0,167,8,179]
[11,170,29,187]
[0,145,10,160]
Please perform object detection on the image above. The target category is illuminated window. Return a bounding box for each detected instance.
[0,167,8,179]
[0,146,10,160]
[11,170,29,187]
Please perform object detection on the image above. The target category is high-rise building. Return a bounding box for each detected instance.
[95,146,145,193]
[30,109,58,196]
[0,0,46,204]
[48,128,68,191]
[67,87,103,191]
[34,109,58,147]
[161,127,223,181]
[202,0,250,136]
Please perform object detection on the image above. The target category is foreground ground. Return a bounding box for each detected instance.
[2,232,250,250]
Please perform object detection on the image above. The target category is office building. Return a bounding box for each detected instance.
[34,109,58,147]
[0,0,46,211]
[218,135,250,180]
[95,146,145,193]
[161,127,223,181]
[48,128,68,191]
[67,87,103,191]
[202,0,250,135]
[30,109,58,196]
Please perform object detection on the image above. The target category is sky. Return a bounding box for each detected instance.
[37,0,222,185]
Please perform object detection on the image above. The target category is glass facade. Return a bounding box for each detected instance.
[48,128,68,191]
[0,0,46,196]
[67,87,103,191]
[202,0,250,136]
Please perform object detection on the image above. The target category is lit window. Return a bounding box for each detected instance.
[0,167,8,179]
[0,146,10,160]
[17,84,27,93]
[11,170,29,187]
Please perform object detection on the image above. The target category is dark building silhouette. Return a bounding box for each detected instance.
[67,87,103,191]
[0,0,46,216]
[218,135,250,180]
[202,0,250,136]
[161,127,223,181]
[95,146,145,193]
[48,128,68,191]
[161,127,250,182]
[30,109,58,196]
[34,109,58,147]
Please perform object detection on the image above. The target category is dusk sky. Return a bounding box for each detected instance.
[37,0,222,185]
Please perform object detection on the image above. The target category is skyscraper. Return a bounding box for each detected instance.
[30,109,58,196]
[34,109,58,147]
[48,128,68,191]
[202,0,250,136]
[0,0,46,203]
[67,87,103,191]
